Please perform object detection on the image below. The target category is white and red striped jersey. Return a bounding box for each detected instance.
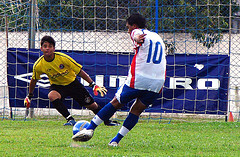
[125,29,166,93]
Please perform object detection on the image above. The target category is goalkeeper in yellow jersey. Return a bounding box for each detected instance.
[24,35,119,126]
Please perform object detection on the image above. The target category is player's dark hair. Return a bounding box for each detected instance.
[126,13,146,28]
[40,36,56,47]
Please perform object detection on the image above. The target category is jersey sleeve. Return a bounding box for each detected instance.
[131,29,144,48]
[32,62,42,80]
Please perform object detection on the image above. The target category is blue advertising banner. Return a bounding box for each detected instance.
[7,48,229,115]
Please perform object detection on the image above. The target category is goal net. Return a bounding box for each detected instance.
[0,0,31,118]
[1,0,240,121]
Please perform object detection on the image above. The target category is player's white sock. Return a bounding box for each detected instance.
[86,102,117,130]
[110,112,139,143]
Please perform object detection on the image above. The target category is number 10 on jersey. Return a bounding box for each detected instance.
[146,40,163,64]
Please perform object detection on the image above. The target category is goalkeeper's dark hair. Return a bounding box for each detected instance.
[41,35,56,47]
[126,13,146,29]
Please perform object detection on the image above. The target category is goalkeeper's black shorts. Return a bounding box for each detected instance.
[49,78,94,106]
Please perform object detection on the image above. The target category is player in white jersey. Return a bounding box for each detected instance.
[72,13,166,146]
[126,28,166,93]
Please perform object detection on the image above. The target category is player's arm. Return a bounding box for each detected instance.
[29,78,37,94]
[77,69,107,97]
[131,29,146,45]
[24,78,37,108]
[78,69,94,84]
[133,33,146,44]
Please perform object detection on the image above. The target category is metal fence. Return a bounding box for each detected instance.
[0,0,240,120]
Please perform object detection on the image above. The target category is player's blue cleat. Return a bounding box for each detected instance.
[72,128,94,142]
[64,119,76,126]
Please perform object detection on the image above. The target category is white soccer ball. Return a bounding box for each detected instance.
[72,120,90,135]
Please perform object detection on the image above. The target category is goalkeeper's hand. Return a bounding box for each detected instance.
[89,82,107,97]
[24,93,33,109]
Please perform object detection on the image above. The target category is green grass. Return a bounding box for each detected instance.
[0,119,240,157]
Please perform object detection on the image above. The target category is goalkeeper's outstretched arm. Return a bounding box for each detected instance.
[77,69,107,97]
[24,78,37,108]
[77,69,94,84]
[29,78,37,94]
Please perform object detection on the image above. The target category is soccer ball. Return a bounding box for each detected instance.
[72,120,90,135]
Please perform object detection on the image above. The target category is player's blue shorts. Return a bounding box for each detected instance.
[115,84,160,107]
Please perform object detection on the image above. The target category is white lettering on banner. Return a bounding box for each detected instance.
[81,75,104,86]
[95,75,104,86]
[110,76,127,87]
[14,73,50,88]
[14,73,220,90]
[81,77,88,86]
[81,75,127,87]
[170,78,193,89]
[197,78,220,90]
[169,77,220,90]
[109,75,118,87]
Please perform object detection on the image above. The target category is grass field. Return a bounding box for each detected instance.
[0,117,240,157]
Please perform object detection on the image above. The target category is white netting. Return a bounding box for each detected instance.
[1,0,240,121]
[0,1,30,117]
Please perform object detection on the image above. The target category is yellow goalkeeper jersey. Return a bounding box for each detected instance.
[32,52,82,85]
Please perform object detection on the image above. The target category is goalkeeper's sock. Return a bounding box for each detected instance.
[87,103,117,130]
[92,105,102,114]
[66,115,74,121]
[110,112,139,144]
[52,98,72,120]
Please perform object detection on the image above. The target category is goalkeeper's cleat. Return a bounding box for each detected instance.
[64,119,76,126]
[104,120,120,126]
[108,141,119,147]
[72,128,94,142]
